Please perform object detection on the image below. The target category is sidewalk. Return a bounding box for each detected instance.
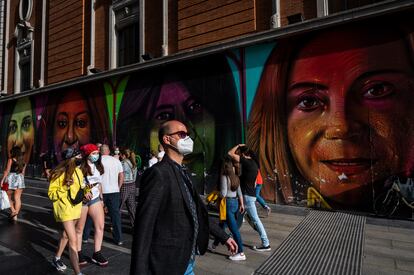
[195,205,414,275]
[0,177,413,274]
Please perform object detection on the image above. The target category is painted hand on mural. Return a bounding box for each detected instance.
[248,20,414,211]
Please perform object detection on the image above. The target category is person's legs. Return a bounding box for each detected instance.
[13,188,23,216]
[56,230,68,258]
[6,190,16,214]
[62,220,81,274]
[104,193,123,243]
[255,185,267,209]
[244,195,270,247]
[82,216,93,242]
[87,200,105,253]
[124,184,137,226]
[76,205,89,253]
[226,199,244,253]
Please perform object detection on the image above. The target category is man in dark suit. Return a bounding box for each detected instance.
[130,120,237,275]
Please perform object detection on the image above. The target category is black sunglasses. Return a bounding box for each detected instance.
[167,131,190,139]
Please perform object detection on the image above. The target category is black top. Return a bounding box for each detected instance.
[130,154,228,275]
[42,152,58,170]
[240,157,258,197]
[10,159,22,173]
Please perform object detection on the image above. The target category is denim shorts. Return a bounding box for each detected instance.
[83,196,101,207]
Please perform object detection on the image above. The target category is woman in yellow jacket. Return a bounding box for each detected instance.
[48,148,91,275]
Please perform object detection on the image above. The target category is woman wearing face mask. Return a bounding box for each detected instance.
[76,144,108,267]
[48,148,84,274]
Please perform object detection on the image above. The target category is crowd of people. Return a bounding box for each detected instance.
[0,120,272,275]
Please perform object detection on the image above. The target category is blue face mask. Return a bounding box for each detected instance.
[89,154,99,163]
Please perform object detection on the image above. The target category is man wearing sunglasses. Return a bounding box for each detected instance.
[130,120,237,275]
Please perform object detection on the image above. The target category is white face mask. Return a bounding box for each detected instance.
[176,136,194,156]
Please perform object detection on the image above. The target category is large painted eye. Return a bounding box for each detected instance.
[75,119,87,128]
[155,112,173,121]
[21,116,32,131]
[297,95,323,111]
[8,121,17,134]
[57,119,67,129]
[186,101,202,115]
[363,82,394,99]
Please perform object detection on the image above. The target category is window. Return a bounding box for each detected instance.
[328,0,387,14]
[18,46,31,91]
[112,0,140,67]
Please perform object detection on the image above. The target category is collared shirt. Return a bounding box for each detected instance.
[172,161,199,261]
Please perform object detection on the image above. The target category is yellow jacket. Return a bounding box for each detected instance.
[48,168,83,222]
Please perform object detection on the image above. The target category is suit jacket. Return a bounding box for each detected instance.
[130,154,228,275]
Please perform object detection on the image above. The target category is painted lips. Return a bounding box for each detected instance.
[321,158,374,175]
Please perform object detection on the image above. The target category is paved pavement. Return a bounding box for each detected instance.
[0,178,413,275]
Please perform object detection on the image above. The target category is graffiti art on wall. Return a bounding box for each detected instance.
[248,19,414,217]
[0,15,412,218]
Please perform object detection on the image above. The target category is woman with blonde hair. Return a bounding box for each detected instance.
[48,148,86,275]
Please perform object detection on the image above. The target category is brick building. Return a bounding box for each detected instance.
[0,0,399,94]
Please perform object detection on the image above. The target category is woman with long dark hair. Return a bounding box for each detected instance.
[220,155,245,261]
[1,146,26,221]
[48,148,84,274]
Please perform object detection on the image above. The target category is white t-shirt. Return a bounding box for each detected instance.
[85,163,102,200]
[148,156,158,167]
[101,155,123,194]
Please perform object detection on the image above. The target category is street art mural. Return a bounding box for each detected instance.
[0,16,413,219]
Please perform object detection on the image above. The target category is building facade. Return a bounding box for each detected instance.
[0,0,413,219]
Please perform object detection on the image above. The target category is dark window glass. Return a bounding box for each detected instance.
[329,0,387,13]
[20,61,30,91]
[117,22,139,66]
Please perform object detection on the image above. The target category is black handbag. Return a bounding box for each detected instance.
[68,171,84,205]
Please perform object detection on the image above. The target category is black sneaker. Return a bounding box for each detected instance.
[52,257,67,271]
[253,245,271,252]
[92,251,108,266]
[78,251,88,266]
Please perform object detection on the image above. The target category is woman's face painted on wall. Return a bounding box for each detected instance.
[286,29,414,206]
[149,81,215,175]
[7,97,34,163]
[54,90,90,157]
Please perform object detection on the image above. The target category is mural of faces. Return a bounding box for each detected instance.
[7,97,34,164]
[286,27,414,206]
[148,81,215,176]
[53,90,90,155]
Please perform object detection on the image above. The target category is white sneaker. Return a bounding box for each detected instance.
[229,253,246,261]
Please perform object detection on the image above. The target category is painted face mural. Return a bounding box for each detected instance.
[248,21,414,211]
[287,27,414,207]
[53,90,90,155]
[7,97,34,164]
[148,81,215,178]
[117,56,242,193]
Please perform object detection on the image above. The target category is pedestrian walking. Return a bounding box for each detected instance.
[229,144,271,252]
[0,146,26,221]
[120,148,137,226]
[77,144,108,266]
[99,144,124,244]
[255,170,272,216]
[215,156,246,261]
[130,120,237,275]
[48,148,86,275]
[113,147,120,160]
